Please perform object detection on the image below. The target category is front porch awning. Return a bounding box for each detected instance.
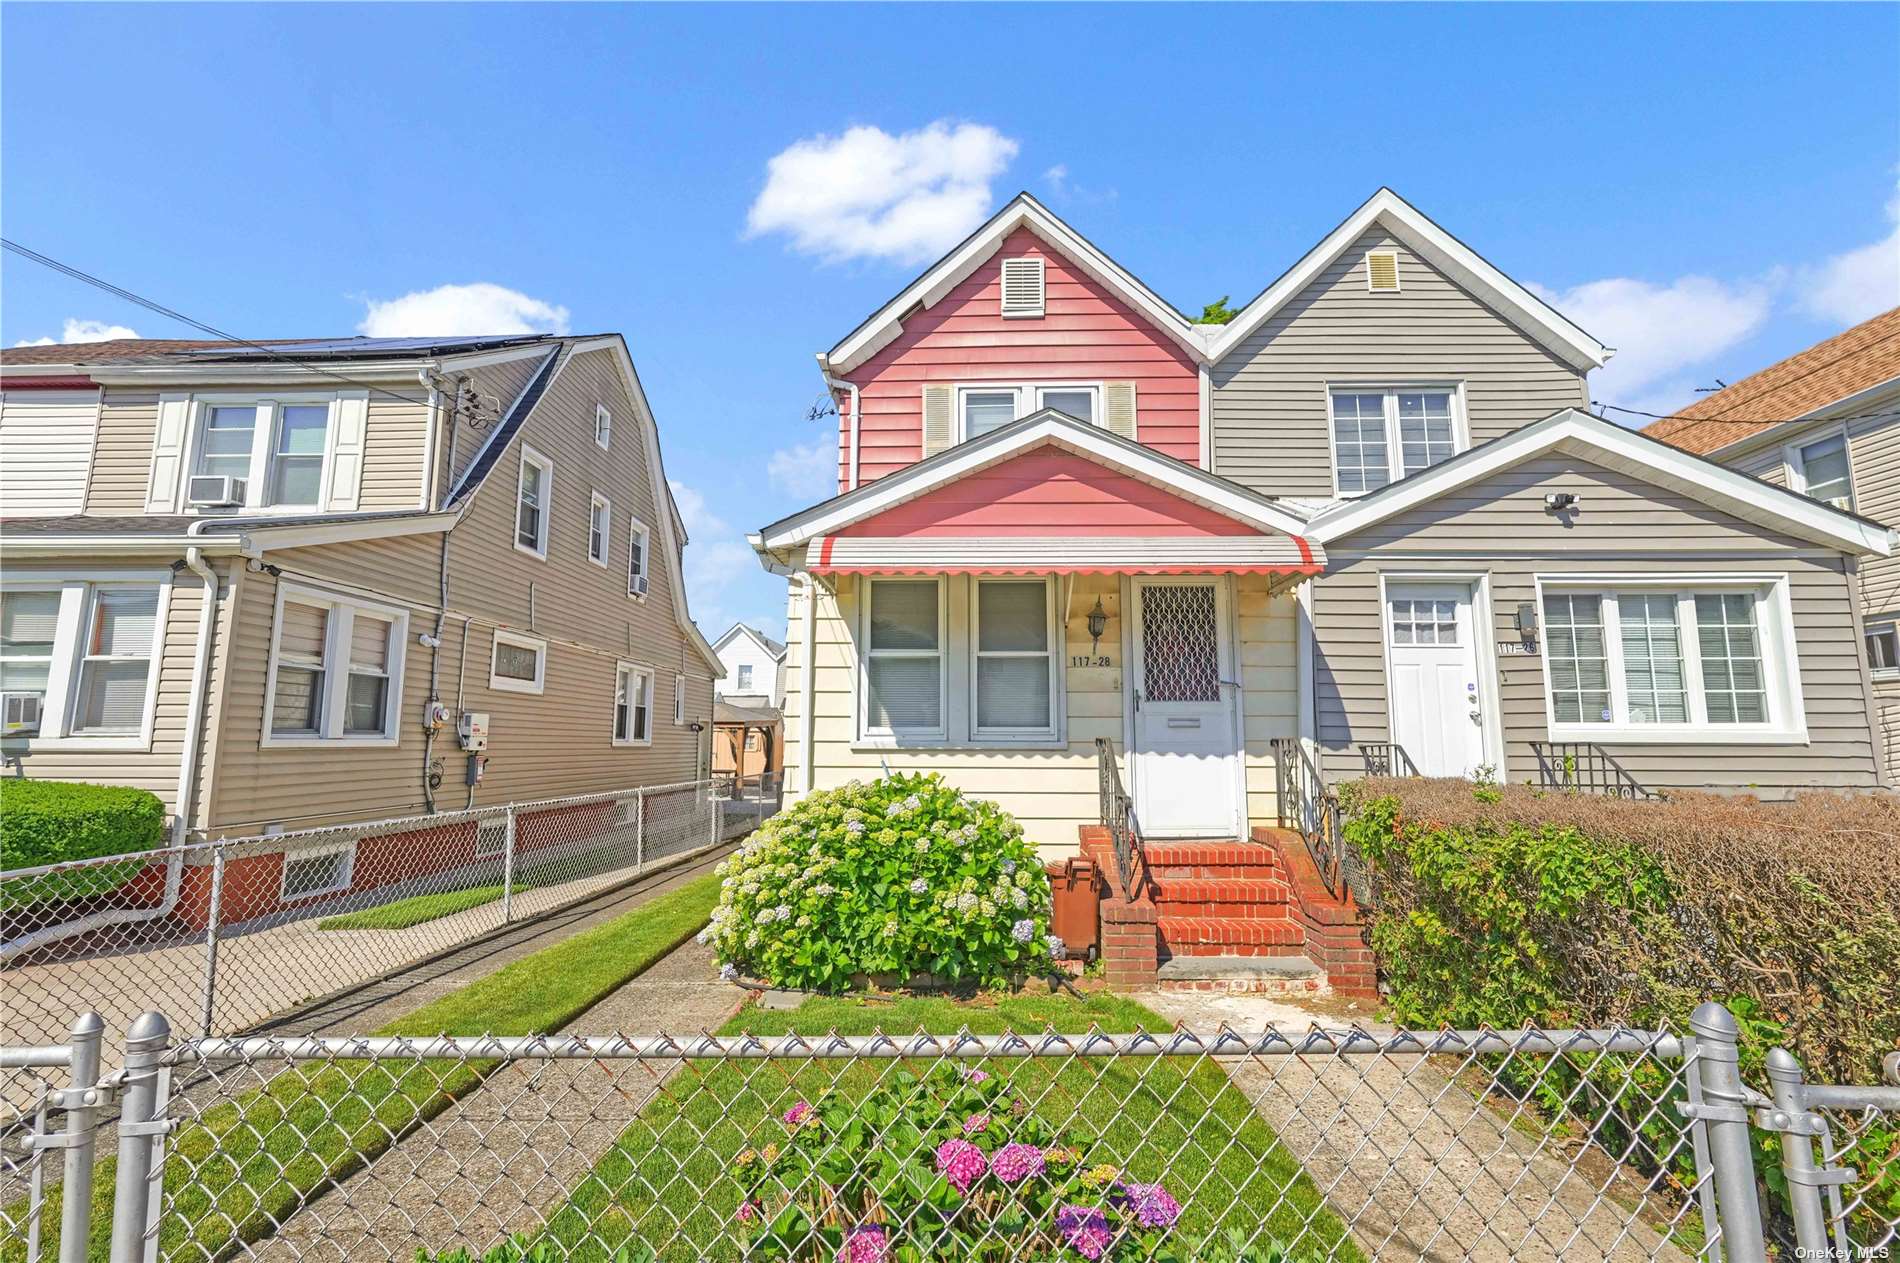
[806,533,1323,576]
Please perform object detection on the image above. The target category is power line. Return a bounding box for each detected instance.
[1597,401,1900,428]
[1,237,499,421]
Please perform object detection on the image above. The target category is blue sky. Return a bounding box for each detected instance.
[5,3,1897,639]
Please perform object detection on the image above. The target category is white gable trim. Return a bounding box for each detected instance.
[713,621,788,662]
[753,410,1311,555]
[1206,189,1614,373]
[1305,408,1894,556]
[823,194,1202,376]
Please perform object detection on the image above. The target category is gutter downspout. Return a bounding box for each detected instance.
[418,369,454,813]
[799,572,818,797]
[417,367,444,512]
[827,375,861,492]
[2,547,218,961]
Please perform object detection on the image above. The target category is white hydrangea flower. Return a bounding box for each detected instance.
[1001,859,1017,876]
[908,877,930,895]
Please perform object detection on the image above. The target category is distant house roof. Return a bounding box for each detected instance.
[714,622,788,661]
[715,701,782,726]
[1643,307,1900,456]
[0,334,568,369]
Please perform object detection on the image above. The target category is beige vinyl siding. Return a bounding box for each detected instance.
[0,390,101,516]
[360,395,430,510]
[1209,230,1589,499]
[1872,676,1900,782]
[1311,455,1881,793]
[780,571,1294,859]
[83,391,161,513]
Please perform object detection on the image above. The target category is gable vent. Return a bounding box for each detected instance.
[1000,256,1046,318]
[1365,250,1401,292]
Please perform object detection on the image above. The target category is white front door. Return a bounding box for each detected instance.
[1128,577,1240,837]
[1385,582,1487,778]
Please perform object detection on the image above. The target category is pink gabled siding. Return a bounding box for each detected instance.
[842,226,1200,489]
[835,449,1255,538]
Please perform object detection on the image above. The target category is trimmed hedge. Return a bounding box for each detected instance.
[0,779,167,906]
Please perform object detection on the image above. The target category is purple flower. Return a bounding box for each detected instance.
[1114,1181,1182,1229]
[842,1224,889,1263]
[991,1142,1046,1184]
[735,1200,760,1224]
[958,1066,990,1084]
[935,1138,987,1194]
[1056,1204,1114,1259]
[962,1111,990,1136]
[783,1101,813,1129]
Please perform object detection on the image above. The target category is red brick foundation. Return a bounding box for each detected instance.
[1252,826,1377,1000]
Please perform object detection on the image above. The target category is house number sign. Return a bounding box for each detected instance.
[1070,655,1113,668]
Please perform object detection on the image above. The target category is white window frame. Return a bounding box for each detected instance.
[261,582,408,748]
[1364,248,1402,292]
[1325,383,1469,497]
[673,672,686,725]
[953,382,1104,443]
[859,575,949,743]
[613,662,654,746]
[1,573,172,751]
[594,403,613,451]
[1866,618,1899,681]
[1783,428,1855,510]
[627,515,651,598]
[735,663,754,692]
[1532,573,1807,745]
[968,576,1061,743]
[588,491,612,567]
[514,445,553,560]
[489,629,547,696]
[183,394,339,513]
[279,840,357,903]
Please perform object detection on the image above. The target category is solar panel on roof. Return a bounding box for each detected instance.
[182,336,550,358]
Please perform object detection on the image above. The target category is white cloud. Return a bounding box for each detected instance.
[1794,186,1900,327]
[668,479,729,539]
[684,538,757,599]
[767,440,836,499]
[356,283,570,337]
[1531,275,1773,420]
[745,121,1019,265]
[14,318,141,347]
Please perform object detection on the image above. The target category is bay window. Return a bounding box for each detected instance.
[863,578,945,738]
[1538,579,1800,740]
[264,584,407,745]
[972,578,1056,739]
[1329,386,1463,494]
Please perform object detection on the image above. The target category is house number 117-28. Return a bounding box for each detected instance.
[1070,655,1113,667]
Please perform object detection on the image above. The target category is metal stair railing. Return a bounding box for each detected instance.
[1530,741,1661,800]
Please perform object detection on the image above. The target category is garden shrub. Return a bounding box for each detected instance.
[0,779,167,907]
[705,773,1061,992]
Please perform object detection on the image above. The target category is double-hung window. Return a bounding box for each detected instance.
[189,399,333,509]
[1,590,62,735]
[71,587,159,734]
[588,492,612,566]
[1329,387,1462,495]
[265,585,407,744]
[971,578,1057,739]
[594,404,612,450]
[1,581,166,744]
[627,516,651,596]
[736,664,753,692]
[516,447,552,558]
[957,384,1100,441]
[863,578,945,739]
[1539,580,1800,740]
[1788,433,1854,510]
[614,664,653,745]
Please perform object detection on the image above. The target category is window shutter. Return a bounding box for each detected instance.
[1104,382,1138,440]
[145,395,191,512]
[1000,257,1045,317]
[325,392,369,511]
[921,384,954,457]
[1365,250,1401,292]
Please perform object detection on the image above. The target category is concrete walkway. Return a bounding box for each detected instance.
[1144,990,1692,1263]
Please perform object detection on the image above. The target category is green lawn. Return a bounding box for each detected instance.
[318,882,513,930]
[4,872,723,1263]
[528,991,1363,1262]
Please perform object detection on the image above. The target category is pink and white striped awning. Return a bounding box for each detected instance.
[805,534,1323,576]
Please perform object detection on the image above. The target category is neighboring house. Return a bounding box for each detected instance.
[754,190,1894,872]
[0,335,723,856]
[1644,306,1900,780]
[711,621,787,706]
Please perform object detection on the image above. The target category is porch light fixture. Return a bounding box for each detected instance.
[1086,596,1108,652]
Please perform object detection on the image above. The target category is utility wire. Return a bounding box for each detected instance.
[1607,326,1900,427]
[1,237,500,421]
[1597,401,1900,428]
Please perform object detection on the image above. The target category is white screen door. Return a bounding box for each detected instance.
[1129,578,1240,837]
[1385,582,1486,778]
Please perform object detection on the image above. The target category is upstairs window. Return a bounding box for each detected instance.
[1000,256,1045,317]
[188,400,333,509]
[957,384,1101,441]
[594,403,612,450]
[1329,387,1463,495]
[1789,433,1853,510]
[627,516,651,596]
[588,492,612,566]
[515,447,552,558]
[736,663,754,692]
[674,672,686,725]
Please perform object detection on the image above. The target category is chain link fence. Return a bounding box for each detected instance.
[1,780,731,1078]
[2,1002,1894,1262]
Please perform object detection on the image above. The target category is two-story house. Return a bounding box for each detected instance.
[0,334,723,856]
[752,191,1892,869]
[1645,306,1900,779]
[712,621,787,707]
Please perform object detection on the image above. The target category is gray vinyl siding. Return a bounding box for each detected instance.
[1209,229,1589,499]
[1311,455,1881,794]
[83,392,160,513]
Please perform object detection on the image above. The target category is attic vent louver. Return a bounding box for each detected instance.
[1000,256,1046,317]
[1365,250,1401,292]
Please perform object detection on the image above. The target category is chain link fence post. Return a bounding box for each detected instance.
[1764,1046,1835,1257]
[500,803,518,924]
[1689,1002,1769,1263]
[55,1011,105,1263]
[198,847,225,1038]
[634,788,646,871]
[108,1011,172,1263]
[709,779,721,849]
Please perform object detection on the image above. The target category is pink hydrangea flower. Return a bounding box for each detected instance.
[935,1138,988,1194]
[990,1142,1046,1184]
[1056,1204,1113,1259]
[1115,1181,1182,1229]
[783,1101,814,1129]
[959,1067,991,1084]
[842,1224,889,1263]
[735,1200,760,1224]
[962,1111,991,1135]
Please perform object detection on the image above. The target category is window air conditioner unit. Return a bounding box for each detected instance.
[2,692,42,734]
[187,474,246,507]
[629,575,649,597]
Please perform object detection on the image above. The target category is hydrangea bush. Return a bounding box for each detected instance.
[704,773,1062,991]
[729,1061,1191,1261]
